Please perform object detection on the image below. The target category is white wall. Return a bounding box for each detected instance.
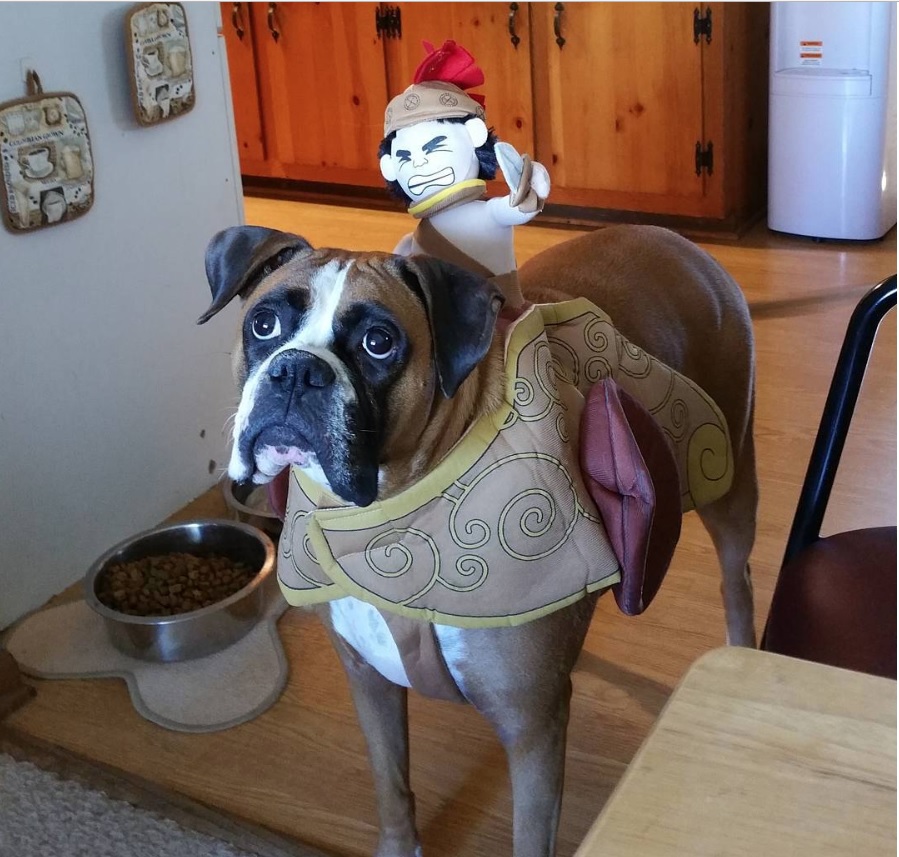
[0,3,244,628]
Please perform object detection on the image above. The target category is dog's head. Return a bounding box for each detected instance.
[199,226,503,507]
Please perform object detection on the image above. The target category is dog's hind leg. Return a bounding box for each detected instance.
[326,625,421,857]
[695,422,759,648]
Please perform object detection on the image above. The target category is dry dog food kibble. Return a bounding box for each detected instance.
[96,553,256,616]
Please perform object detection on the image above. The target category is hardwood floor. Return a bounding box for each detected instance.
[5,199,896,857]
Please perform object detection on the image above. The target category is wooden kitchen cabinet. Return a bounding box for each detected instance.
[226,2,390,187]
[532,1,768,226]
[221,2,266,168]
[223,2,769,232]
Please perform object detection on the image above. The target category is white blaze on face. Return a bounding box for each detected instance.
[297,259,350,348]
[228,259,355,490]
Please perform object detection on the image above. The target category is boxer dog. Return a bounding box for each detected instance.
[199,224,757,857]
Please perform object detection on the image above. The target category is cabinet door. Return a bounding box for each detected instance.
[532,2,712,216]
[383,2,536,159]
[251,2,389,185]
[220,2,266,171]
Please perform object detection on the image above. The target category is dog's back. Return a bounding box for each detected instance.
[520,225,754,474]
[521,225,758,647]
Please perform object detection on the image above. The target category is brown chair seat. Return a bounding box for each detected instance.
[764,527,896,679]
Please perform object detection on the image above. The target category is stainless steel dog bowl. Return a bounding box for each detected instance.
[84,519,275,663]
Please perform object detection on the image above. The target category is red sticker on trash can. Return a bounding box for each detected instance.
[800,40,823,66]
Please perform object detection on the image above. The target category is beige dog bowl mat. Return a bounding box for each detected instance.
[5,587,289,733]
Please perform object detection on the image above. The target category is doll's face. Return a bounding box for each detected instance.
[380,118,487,200]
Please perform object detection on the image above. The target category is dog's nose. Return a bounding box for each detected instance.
[267,350,335,389]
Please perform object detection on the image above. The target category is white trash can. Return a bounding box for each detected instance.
[768,1,897,240]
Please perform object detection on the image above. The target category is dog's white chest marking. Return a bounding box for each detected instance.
[329,598,412,687]
[329,599,470,695]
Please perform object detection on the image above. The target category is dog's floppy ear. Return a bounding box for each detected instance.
[398,256,504,398]
[198,226,312,324]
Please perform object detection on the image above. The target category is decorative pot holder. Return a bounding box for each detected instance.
[126,2,195,126]
[0,71,94,233]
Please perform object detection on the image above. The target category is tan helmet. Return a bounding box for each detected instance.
[383,80,486,136]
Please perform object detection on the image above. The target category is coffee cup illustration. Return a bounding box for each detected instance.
[5,111,26,136]
[23,146,53,179]
[142,48,164,77]
[40,189,67,224]
[43,104,63,126]
[168,44,188,76]
[62,146,83,180]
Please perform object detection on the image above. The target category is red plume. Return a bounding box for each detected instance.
[413,40,486,108]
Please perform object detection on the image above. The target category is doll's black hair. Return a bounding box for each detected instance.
[378,116,499,203]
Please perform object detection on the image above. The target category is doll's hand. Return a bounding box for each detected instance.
[495,141,526,194]
[530,161,551,201]
[495,142,550,209]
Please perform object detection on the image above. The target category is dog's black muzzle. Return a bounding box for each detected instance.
[241,349,380,507]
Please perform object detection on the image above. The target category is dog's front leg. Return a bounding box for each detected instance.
[325,623,421,857]
[442,598,596,856]
[498,680,571,857]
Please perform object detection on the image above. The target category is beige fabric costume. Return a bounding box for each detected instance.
[278,298,733,624]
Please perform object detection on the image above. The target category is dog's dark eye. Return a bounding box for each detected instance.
[251,309,281,341]
[362,327,394,360]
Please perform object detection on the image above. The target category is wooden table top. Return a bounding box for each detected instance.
[575,647,897,857]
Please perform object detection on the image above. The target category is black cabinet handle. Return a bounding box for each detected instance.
[508,3,521,49]
[267,2,280,42]
[553,2,565,49]
[231,2,245,40]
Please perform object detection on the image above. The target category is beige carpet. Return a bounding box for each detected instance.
[6,582,289,733]
[0,752,259,857]
[0,733,330,857]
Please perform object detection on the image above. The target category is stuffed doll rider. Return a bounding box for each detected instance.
[378,40,550,309]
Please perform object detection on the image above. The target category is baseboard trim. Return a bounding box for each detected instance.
[240,176,764,243]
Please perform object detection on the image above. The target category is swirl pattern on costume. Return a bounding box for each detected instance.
[515,340,560,423]
[445,453,581,563]
[284,507,332,588]
[446,555,489,592]
[584,316,611,358]
[618,337,653,380]
[274,299,732,626]
[687,423,732,506]
[364,527,442,604]
[513,376,535,408]
[585,354,614,384]
[546,335,579,386]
